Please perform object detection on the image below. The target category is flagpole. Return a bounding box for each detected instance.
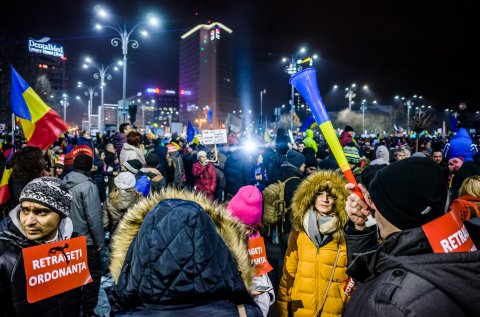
[11,113,15,150]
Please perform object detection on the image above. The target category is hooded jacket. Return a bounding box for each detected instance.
[103,188,142,232]
[278,171,349,317]
[63,170,105,248]
[107,189,262,316]
[119,143,146,167]
[114,132,127,155]
[443,128,478,162]
[303,129,318,153]
[0,207,80,316]
[370,145,390,166]
[343,227,480,317]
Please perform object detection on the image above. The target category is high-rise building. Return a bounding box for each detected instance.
[179,22,235,128]
[0,35,68,127]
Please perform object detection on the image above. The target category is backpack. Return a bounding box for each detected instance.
[135,175,151,197]
[262,176,300,230]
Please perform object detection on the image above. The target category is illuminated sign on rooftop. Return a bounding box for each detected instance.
[146,87,177,95]
[28,37,64,58]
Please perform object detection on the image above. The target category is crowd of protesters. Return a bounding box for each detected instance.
[0,122,480,317]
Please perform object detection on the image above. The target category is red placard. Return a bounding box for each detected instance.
[22,236,92,303]
[248,236,273,276]
[422,209,477,253]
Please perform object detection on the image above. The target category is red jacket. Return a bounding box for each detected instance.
[192,162,217,194]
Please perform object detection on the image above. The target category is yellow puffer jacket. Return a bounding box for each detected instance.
[277,171,349,317]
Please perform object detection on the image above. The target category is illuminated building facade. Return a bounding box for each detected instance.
[126,88,179,130]
[179,22,235,128]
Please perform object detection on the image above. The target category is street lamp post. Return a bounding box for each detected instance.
[395,95,422,132]
[60,94,69,122]
[360,99,367,132]
[282,48,318,130]
[260,89,266,132]
[345,85,356,111]
[78,82,98,132]
[96,12,158,124]
[83,58,121,131]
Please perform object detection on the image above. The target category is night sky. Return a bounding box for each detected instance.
[2,0,478,120]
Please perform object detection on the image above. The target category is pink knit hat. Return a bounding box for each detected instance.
[227,185,263,227]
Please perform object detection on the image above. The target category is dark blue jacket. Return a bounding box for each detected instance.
[107,195,262,317]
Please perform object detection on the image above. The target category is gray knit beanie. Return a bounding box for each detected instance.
[19,177,72,218]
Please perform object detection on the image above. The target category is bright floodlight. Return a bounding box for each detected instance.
[98,9,108,18]
[148,15,159,27]
[282,57,287,62]
[113,66,119,71]
[85,57,92,63]
[333,85,338,89]
[313,54,318,59]
[363,85,368,90]
[95,24,102,30]
[140,30,148,37]
[76,96,81,100]
[82,64,88,69]
[300,47,306,53]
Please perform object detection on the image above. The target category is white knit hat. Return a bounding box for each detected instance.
[114,172,136,190]
[197,151,207,160]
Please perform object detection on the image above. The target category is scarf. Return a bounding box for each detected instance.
[305,208,338,248]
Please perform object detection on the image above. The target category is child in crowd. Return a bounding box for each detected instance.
[227,185,275,317]
[103,171,142,234]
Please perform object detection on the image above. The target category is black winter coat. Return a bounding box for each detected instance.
[224,151,252,198]
[343,225,480,317]
[107,193,262,317]
[0,217,81,317]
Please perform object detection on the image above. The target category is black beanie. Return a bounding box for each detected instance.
[146,153,160,168]
[344,125,354,132]
[304,154,318,168]
[368,157,447,230]
[73,154,93,172]
[286,150,306,168]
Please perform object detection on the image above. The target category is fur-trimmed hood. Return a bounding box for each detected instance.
[291,170,348,232]
[109,188,255,288]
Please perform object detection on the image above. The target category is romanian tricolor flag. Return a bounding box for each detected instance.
[0,167,13,205]
[0,146,14,205]
[292,111,301,126]
[11,66,68,150]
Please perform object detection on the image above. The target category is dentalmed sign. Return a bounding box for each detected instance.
[22,236,92,303]
[28,37,64,58]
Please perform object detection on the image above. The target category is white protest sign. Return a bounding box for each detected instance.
[202,129,227,145]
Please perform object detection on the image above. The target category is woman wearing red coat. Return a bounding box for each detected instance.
[192,150,217,200]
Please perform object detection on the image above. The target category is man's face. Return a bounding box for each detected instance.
[125,125,132,134]
[20,201,62,241]
[198,154,207,164]
[298,144,305,152]
[432,152,443,164]
[395,152,405,161]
